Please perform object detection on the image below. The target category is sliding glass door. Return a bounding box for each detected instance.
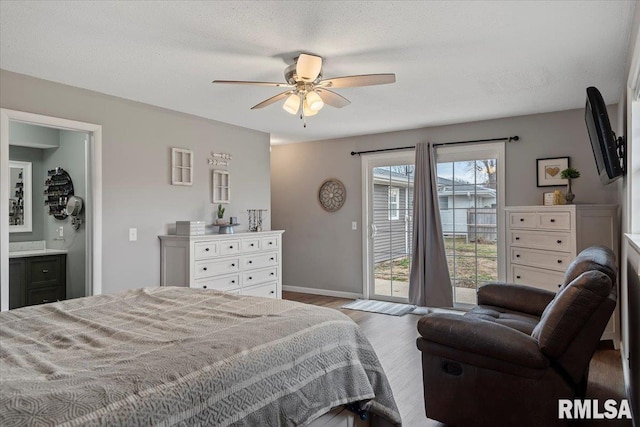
[362,152,414,302]
[435,143,505,306]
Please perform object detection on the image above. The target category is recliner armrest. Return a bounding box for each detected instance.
[477,283,556,317]
[417,313,549,369]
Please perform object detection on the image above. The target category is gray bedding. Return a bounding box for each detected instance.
[0,287,401,426]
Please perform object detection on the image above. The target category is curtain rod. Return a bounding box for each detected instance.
[349,135,519,156]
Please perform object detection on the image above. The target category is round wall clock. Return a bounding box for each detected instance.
[318,179,346,212]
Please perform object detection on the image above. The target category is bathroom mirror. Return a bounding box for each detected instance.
[9,160,32,233]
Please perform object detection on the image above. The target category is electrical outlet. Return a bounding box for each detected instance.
[58,226,64,237]
[352,221,358,230]
[129,228,137,241]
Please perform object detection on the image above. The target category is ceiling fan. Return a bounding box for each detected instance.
[212,53,396,127]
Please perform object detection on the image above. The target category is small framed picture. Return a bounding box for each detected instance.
[537,157,569,187]
[543,192,556,206]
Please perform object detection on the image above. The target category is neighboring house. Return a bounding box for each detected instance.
[373,170,497,264]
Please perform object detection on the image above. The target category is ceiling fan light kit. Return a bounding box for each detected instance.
[213,53,396,127]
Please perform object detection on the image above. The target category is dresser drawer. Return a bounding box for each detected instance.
[538,211,571,230]
[28,256,64,287]
[241,238,262,252]
[508,212,538,229]
[194,241,219,260]
[243,282,278,299]
[26,285,65,306]
[219,240,241,256]
[509,230,572,252]
[510,247,572,272]
[193,274,240,292]
[511,265,564,292]
[243,252,278,270]
[195,258,240,279]
[262,236,279,250]
[243,267,278,286]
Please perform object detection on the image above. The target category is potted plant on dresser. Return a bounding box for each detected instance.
[561,167,580,204]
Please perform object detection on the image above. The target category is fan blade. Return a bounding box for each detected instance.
[318,73,396,88]
[315,89,351,108]
[296,53,323,82]
[250,91,294,109]
[212,80,292,88]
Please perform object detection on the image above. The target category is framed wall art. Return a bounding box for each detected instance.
[536,157,569,187]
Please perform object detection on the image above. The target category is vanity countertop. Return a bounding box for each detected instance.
[9,248,68,258]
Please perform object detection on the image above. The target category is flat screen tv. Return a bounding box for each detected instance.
[585,86,625,185]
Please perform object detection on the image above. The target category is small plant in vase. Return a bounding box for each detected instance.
[216,204,226,224]
[560,167,580,204]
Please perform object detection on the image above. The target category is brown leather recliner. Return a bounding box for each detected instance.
[416,246,617,427]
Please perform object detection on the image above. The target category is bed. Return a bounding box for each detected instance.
[0,287,401,426]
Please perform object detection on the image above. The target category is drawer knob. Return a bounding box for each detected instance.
[269,242,273,245]
[550,218,556,223]
[231,263,235,267]
[270,272,275,276]
[515,254,520,258]
[229,245,234,249]
[515,237,520,241]
[516,275,521,279]
[231,280,235,284]
[557,260,562,264]
[250,243,254,247]
[248,277,252,280]
[249,260,253,264]
[203,285,207,289]
[205,248,210,252]
[270,257,274,261]
[203,267,207,271]
[270,291,275,294]
[557,240,562,244]
[519,218,524,222]
[42,269,49,273]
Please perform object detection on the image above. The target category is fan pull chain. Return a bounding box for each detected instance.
[300,96,307,128]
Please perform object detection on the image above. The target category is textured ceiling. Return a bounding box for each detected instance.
[0,1,635,144]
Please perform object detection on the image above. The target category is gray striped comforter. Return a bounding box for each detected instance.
[0,287,401,426]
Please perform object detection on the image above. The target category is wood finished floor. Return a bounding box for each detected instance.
[283,292,631,427]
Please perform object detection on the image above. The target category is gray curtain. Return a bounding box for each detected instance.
[409,142,453,307]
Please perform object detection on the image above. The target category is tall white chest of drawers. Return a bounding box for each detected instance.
[159,231,284,299]
[505,205,619,344]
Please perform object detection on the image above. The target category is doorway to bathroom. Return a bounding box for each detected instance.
[1,109,102,311]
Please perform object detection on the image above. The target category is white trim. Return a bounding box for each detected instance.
[1,109,102,311]
[282,285,362,300]
[388,187,400,220]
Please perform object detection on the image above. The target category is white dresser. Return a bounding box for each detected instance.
[159,231,284,299]
[505,204,619,344]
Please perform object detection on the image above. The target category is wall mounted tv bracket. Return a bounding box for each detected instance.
[614,132,627,175]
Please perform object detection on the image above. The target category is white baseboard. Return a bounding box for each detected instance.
[282,285,362,300]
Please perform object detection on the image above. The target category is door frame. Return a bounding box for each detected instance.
[361,150,416,301]
[1,109,102,311]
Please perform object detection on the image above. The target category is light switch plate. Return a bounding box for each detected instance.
[352,221,358,230]
[129,228,137,241]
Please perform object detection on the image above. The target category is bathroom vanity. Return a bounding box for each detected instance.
[9,243,67,309]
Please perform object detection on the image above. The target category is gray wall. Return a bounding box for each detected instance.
[43,130,87,300]
[8,145,45,242]
[10,121,59,148]
[1,69,271,294]
[271,107,620,295]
